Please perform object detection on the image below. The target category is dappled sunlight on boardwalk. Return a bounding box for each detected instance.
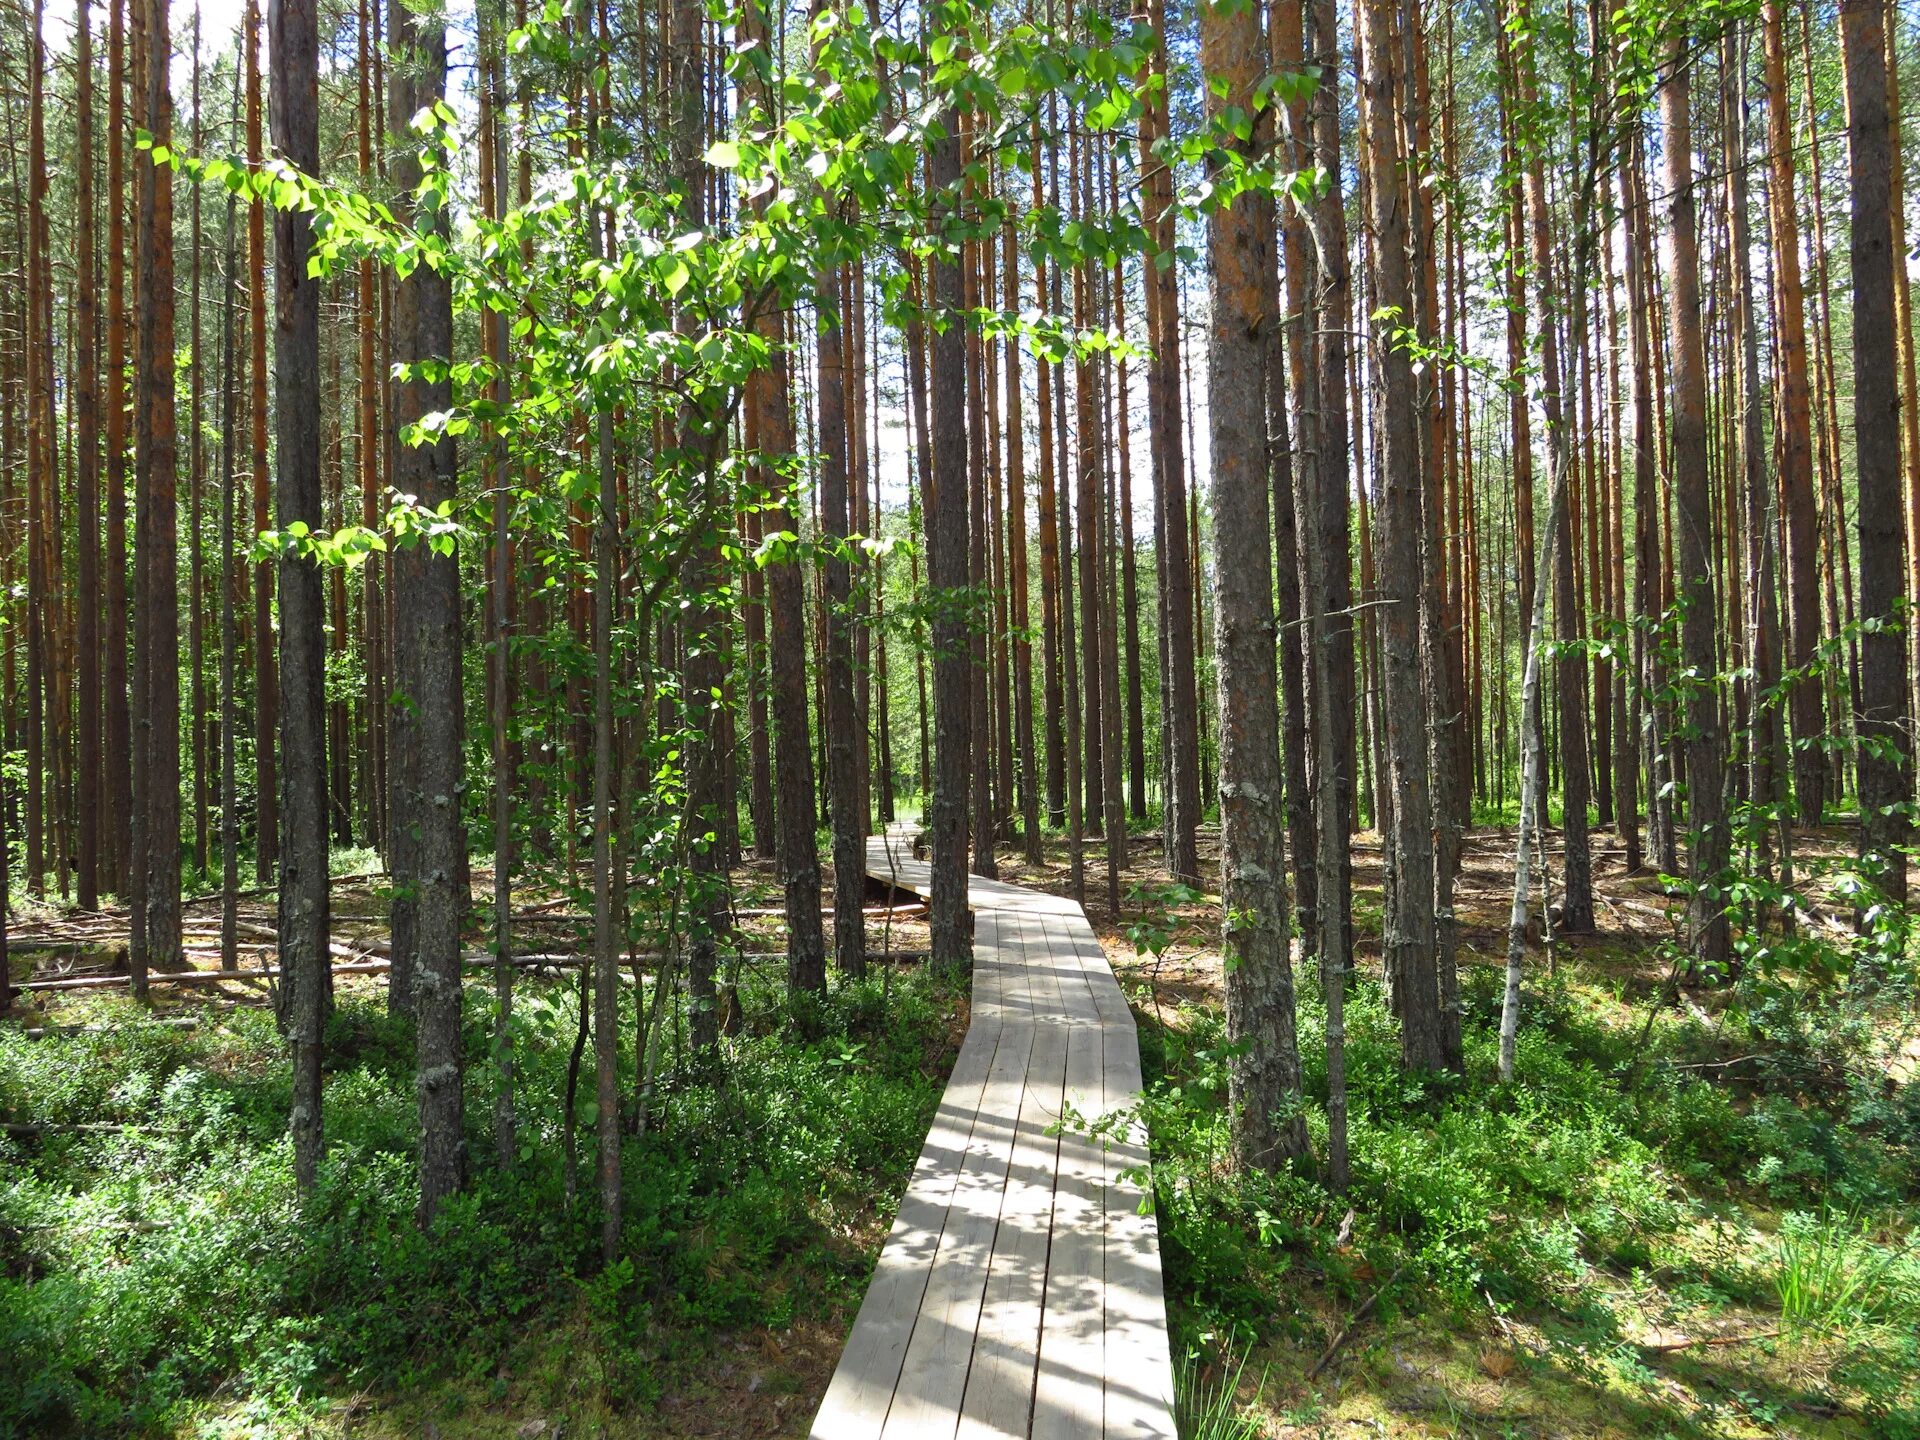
[811,827,1176,1440]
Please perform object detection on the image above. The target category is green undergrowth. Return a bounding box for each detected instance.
[0,963,960,1437]
[1134,957,1920,1437]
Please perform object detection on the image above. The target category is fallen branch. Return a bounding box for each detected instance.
[1307,1264,1410,1380]
[18,951,570,993]
[1635,1329,1779,1353]
[3,1120,184,1136]
[17,947,930,993]
[10,1018,202,1039]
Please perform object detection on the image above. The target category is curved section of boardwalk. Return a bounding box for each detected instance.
[812,827,1176,1440]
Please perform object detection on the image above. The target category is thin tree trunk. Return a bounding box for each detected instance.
[189,13,209,882]
[1143,0,1202,884]
[816,185,866,979]
[1761,0,1824,826]
[75,0,103,912]
[1513,0,1592,932]
[358,0,387,856]
[1661,43,1732,969]
[1004,220,1043,863]
[105,0,133,898]
[246,0,278,886]
[925,76,973,975]
[1358,0,1444,1071]
[1724,26,1788,892]
[476,25,515,1171]
[1032,125,1065,832]
[220,140,240,974]
[1309,0,1356,963]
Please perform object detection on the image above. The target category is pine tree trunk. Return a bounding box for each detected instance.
[74,0,102,912]
[1032,128,1065,832]
[817,246,866,978]
[1514,0,1592,932]
[1143,0,1202,884]
[925,80,973,974]
[104,0,133,898]
[390,0,467,1223]
[1308,0,1356,963]
[1760,0,1825,826]
[270,0,329,1196]
[1203,0,1309,1169]
[1358,0,1445,1071]
[1661,43,1732,968]
[964,154,997,881]
[246,0,278,886]
[189,15,209,883]
[131,0,181,991]
[1723,28,1789,885]
[1840,0,1914,907]
[357,0,387,856]
[219,152,240,975]
[1003,221,1043,863]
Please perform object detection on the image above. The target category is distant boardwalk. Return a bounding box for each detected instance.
[811,826,1177,1440]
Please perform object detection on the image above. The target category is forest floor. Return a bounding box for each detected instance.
[989,821,1919,1440]
[3,821,1917,1438]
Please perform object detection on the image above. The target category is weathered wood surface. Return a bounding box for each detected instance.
[813,826,1176,1440]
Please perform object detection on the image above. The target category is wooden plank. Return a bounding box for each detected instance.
[878,969,1037,1438]
[1100,1014,1176,1438]
[958,913,1069,1440]
[1030,920,1108,1440]
[811,1019,1008,1440]
[819,828,1177,1440]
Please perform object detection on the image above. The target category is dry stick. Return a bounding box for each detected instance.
[3,1121,184,1135]
[1635,1330,1780,1354]
[16,948,928,994]
[15,1018,203,1039]
[1306,1263,1410,1380]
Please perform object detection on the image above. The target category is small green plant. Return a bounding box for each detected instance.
[1774,1208,1915,1340]
[1174,1346,1264,1440]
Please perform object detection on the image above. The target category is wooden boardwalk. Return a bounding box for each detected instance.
[811,827,1177,1440]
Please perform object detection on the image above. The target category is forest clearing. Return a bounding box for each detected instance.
[2,0,1918,1433]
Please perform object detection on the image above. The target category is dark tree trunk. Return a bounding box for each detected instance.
[75,0,102,913]
[132,0,181,994]
[925,91,972,975]
[271,0,330,1196]
[1004,222,1043,863]
[220,155,240,975]
[739,49,823,991]
[965,163,998,881]
[817,252,866,979]
[1761,0,1825,827]
[1358,0,1445,1072]
[389,0,467,1224]
[1143,0,1202,884]
[1841,0,1914,907]
[246,0,278,887]
[105,0,133,898]
[1309,0,1357,961]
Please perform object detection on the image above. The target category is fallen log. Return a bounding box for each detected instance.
[10,1018,203,1039]
[16,947,934,993]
